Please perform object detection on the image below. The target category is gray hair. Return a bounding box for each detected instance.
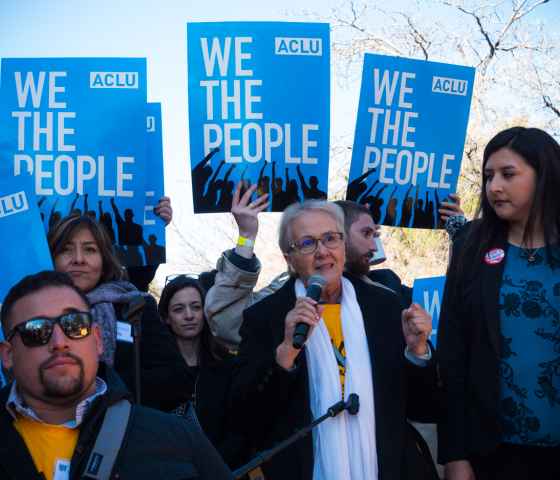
[278,200,345,253]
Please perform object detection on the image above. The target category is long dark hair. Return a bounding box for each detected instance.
[158,276,227,366]
[462,127,560,268]
[47,214,126,286]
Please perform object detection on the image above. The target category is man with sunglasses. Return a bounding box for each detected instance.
[0,270,232,480]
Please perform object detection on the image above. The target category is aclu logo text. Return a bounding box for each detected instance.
[274,37,322,56]
[90,72,139,89]
[0,191,29,219]
[431,76,468,96]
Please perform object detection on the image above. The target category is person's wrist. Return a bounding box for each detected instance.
[409,342,428,357]
[237,235,255,247]
[238,229,257,241]
[276,342,297,370]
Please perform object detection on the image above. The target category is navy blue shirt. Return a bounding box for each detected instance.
[498,244,560,446]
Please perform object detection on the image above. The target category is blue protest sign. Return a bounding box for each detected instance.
[187,22,330,213]
[347,54,475,229]
[0,176,53,309]
[0,177,53,387]
[141,102,166,265]
[412,276,446,346]
[0,57,150,266]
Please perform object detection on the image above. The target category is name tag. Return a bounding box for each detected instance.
[116,321,133,343]
[54,459,70,480]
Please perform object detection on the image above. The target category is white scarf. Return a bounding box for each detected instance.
[295,277,378,480]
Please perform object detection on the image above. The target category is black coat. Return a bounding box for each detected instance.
[437,223,510,463]
[0,366,233,480]
[231,274,439,480]
[113,295,192,411]
[172,355,249,470]
[369,268,413,307]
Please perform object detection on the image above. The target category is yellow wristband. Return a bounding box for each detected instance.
[237,236,255,248]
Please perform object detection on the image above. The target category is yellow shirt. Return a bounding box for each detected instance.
[13,416,79,480]
[322,304,346,396]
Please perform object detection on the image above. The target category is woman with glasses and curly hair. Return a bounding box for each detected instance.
[438,127,560,480]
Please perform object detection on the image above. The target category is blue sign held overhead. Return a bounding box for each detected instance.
[141,102,166,266]
[347,54,475,229]
[412,276,446,346]
[187,22,330,213]
[0,57,152,267]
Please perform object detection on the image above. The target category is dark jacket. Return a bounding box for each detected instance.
[231,274,440,480]
[172,354,249,470]
[369,268,413,307]
[437,222,508,463]
[113,295,192,411]
[0,366,233,480]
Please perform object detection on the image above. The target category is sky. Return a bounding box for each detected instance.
[0,0,353,285]
[1,0,559,287]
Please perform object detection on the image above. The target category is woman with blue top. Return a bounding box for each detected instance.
[437,126,560,480]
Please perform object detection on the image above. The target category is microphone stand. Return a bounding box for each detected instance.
[233,394,360,479]
[124,296,146,405]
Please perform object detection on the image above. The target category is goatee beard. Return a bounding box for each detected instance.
[39,353,85,399]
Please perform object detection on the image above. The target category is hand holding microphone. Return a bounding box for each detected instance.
[293,274,326,349]
[276,275,326,370]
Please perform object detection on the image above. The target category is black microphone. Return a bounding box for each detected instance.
[292,274,326,349]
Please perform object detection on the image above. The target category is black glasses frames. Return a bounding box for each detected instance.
[288,231,344,255]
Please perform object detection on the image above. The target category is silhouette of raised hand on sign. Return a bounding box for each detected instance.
[285,167,301,206]
[98,200,116,244]
[256,163,270,197]
[111,198,143,246]
[399,185,415,228]
[271,162,288,211]
[346,168,376,201]
[296,165,326,200]
[217,164,236,210]
[412,190,428,228]
[69,193,81,216]
[193,147,220,211]
[383,186,399,226]
[425,191,436,229]
[367,183,388,224]
[202,159,226,212]
[358,178,380,204]
[48,198,61,229]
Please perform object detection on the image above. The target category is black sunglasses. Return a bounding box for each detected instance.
[6,312,93,348]
[164,273,199,286]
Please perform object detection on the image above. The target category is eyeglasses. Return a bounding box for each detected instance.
[288,232,344,255]
[6,312,93,348]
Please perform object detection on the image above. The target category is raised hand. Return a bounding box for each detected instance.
[231,181,269,241]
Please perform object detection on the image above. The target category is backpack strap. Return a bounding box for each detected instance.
[83,399,132,480]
